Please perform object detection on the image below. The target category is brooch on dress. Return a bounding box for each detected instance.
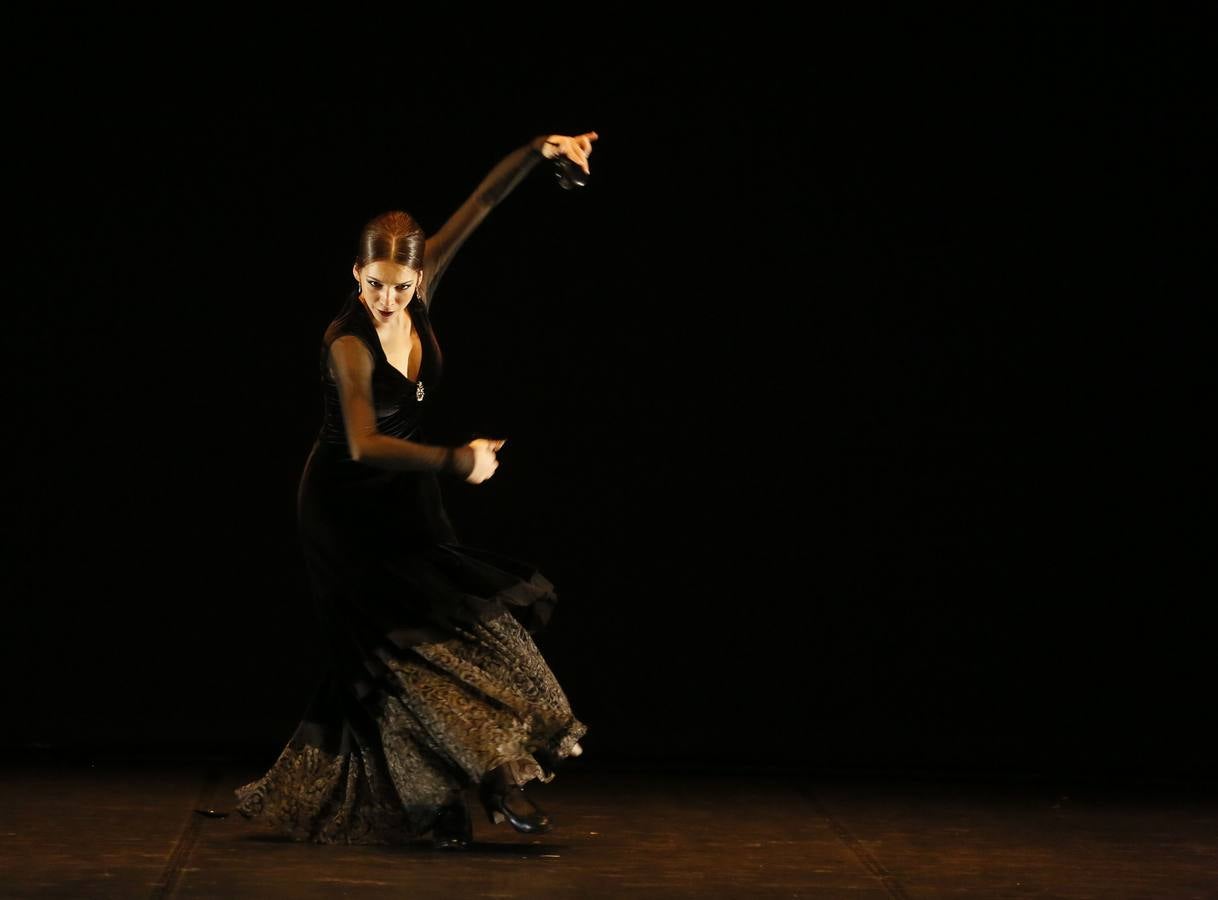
[416,380,425,402]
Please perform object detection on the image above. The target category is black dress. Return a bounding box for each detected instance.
[233,136,588,844]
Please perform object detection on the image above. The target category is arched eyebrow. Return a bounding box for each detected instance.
[366,277,414,287]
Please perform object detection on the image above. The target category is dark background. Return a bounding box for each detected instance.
[2,9,1212,778]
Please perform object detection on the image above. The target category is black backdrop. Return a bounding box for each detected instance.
[3,10,1212,777]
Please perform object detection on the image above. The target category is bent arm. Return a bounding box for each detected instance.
[328,335,475,476]
[422,134,550,309]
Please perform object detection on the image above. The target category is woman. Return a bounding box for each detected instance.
[233,131,597,851]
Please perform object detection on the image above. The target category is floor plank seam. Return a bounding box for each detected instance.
[148,765,220,900]
[797,784,912,900]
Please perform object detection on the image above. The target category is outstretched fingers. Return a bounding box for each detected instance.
[574,131,599,172]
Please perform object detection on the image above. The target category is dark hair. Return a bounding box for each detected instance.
[354,210,425,271]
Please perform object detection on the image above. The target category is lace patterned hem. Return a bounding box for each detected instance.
[233,606,587,844]
[233,742,440,844]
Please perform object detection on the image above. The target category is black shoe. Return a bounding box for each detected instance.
[478,778,552,834]
[431,798,473,850]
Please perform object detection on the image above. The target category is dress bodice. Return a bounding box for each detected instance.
[317,289,445,451]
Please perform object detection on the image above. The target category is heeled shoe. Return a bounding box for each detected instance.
[193,808,230,818]
[431,798,473,850]
[478,778,552,834]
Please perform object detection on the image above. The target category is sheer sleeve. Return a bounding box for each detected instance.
[326,335,476,477]
[421,134,550,310]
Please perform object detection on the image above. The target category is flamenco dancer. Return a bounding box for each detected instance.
[232,131,597,850]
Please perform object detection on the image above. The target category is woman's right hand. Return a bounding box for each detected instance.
[465,437,506,484]
[541,131,598,174]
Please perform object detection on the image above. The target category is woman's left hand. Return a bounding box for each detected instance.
[542,132,599,175]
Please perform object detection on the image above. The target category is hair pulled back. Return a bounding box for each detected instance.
[354,210,426,272]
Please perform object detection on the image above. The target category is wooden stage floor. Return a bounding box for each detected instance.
[1,759,1215,898]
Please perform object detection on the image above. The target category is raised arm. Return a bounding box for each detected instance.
[327,335,475,476]
[420,135,550,310]
[421,130,599,308]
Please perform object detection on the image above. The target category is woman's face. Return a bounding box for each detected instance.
[354,260,421,321]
